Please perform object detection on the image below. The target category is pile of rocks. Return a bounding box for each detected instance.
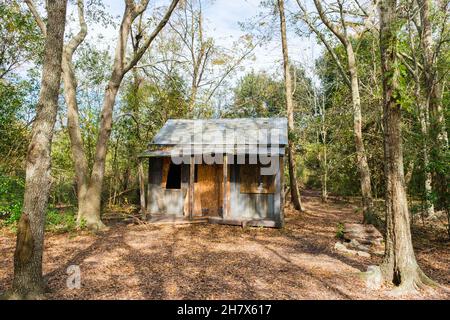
[334,223,384,258]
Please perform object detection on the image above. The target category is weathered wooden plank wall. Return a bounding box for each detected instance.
[147,155,282,222]
[147,157,186,216]
[229,160,278,220]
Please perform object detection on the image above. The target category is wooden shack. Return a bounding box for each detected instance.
[137,118,287,228]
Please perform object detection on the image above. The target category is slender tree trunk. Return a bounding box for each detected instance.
[320,97,328,202]
[322,140,328,202]
[278,0,303,211]
[10,0,67,299]
[346,45,374,223]
[63,57,90,224]
[418,0,448,213]
[379,0,433,291]
[301,0,374,220]
[59,0,90,228]
[419,0,448,145]
[74,0,180,229]
[416,92,434,216]
[189,83,199,116]
[77,78,121,229]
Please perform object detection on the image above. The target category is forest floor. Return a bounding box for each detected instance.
[0,190,449,299]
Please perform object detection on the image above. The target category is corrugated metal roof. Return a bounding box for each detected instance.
[151,118,288,146]
[138,145,285,158]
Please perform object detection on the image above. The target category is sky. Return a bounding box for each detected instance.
[99,0,323,81]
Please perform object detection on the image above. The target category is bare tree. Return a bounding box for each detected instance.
[166,0,257,117]
[170,0,211,115]
[296,0,375,221]
[378,0,434,292]
[9,0,67,299]
[278,0,304,211]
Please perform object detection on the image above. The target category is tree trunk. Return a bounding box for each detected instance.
[321,138,328,202]
[278,0,303,211]
[73,1,179,229]
[77,79,121,230]
[11,0,67,299]
[303,0,374,220]
[320,97,328,202]
[379,0,433,292]
[417,93,434,216]
[346,45,374,224]
[60,0,90,228]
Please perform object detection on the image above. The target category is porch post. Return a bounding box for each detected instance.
[138,158,147,218]
[279,156,285,227]
[189,155,195,220]
[223,153,228,218]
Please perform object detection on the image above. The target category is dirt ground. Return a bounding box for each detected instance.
[1,191,449,299]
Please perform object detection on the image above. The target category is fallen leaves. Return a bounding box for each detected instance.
[0,190,448,299]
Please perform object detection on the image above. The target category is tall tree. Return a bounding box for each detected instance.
[26,0,89,225]
[76,0,179,229]
[417,0,449,214]
[296,0,375,222]
[10,0,67,298]
[402,8,435,216]
[418,0,448,146]
[27,0,180,229]
[378,0,433,291]
[277,0,304,211]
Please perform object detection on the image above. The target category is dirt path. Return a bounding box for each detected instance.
[1,191,449,299]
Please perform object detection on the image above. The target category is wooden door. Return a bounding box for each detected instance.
[194,164,223,216]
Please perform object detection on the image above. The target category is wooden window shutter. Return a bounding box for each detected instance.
[240,164,275,194]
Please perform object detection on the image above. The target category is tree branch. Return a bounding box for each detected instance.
[24,0,47,36]
[295,0,351,87]
[65,0,87,58]
[313,0,348,46]
[123,0,180,74]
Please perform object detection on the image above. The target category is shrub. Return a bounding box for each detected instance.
[0,174,24,226]
[336,222,345,239]
[45,209,77,233]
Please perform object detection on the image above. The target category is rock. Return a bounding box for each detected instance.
[334,242,371,258]
[365,265,383,290]
[343,223,383,244]
[334,242,349,252]
[343,223,384,255]
[372,246,385,256]
[356,250,371,258]
[347,239,370,252]
[426,210,447,222]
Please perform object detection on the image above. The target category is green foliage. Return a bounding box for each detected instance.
[0,173,24,226]
[0,172,77,232]
[0,0,43,77]
[335,222,345,239]
[225,71,285,117]
[0,0,447,235]
[45,209,77,233]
